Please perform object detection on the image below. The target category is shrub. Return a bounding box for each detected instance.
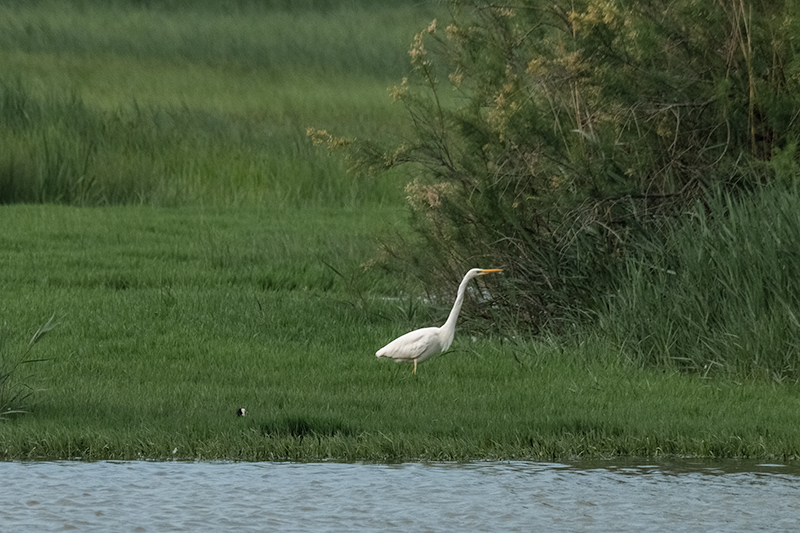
[349,0,800,332]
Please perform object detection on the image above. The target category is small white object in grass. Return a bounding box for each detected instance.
[236,408,246,417]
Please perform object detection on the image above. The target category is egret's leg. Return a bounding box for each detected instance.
[413,360,417,374]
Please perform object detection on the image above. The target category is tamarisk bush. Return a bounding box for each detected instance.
[348,0,800,332]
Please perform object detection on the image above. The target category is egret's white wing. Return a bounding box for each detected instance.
[376,327,442,362]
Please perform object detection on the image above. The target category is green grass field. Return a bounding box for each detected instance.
[2,0,800,462]
[2,206,800,461]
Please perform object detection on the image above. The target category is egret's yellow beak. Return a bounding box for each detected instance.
[480,268,503,274]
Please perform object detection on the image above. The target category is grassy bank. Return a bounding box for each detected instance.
[2,206,800,461]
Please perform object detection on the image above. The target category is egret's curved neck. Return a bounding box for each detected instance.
[441,273,474,343]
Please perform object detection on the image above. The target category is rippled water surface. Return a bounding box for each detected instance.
[2,459,799,531]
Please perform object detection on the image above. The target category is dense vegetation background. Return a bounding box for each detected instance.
[2,0,800,461]
[4,0,800,379]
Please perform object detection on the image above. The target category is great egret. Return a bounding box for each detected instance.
[376,268,503,374]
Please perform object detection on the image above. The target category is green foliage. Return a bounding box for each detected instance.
[352,0,800,332]
[600,184,800,380]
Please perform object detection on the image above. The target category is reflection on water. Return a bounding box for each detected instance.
[1,459,799,532]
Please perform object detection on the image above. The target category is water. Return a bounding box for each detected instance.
[1,459,799,532]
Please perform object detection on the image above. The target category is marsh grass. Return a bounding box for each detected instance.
[0,0,438,206]
[0,0,427,78]
[600,185,800,380]
[0,81,398,206]
[1,206,800,461]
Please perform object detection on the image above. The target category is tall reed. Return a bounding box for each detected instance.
[0,316,56,419]
[599,185,800,380]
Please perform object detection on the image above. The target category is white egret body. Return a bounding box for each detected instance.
[376,268,502,373]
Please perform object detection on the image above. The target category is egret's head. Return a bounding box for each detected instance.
[464,268,503,281]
